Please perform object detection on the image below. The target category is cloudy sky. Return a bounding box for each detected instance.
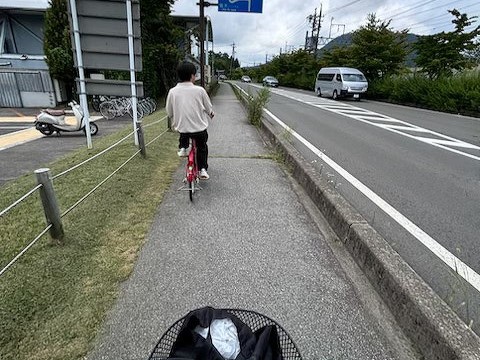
[171,0,480,67]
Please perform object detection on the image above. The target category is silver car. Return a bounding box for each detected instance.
[241,75,252,83]
[262,76,279,87]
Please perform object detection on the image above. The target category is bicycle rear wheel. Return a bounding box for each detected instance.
[188,180,194,201]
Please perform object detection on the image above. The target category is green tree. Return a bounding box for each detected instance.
[254,50,323,89]
[43,0,75,96]
[414,9,480,78]
[321,46,354,68]
[210,51,239,77]
[349,13,409,81]
[231,67,243,79]
[140,0,183,98]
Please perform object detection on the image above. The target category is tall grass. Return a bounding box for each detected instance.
[247,87,270,127]
[369,71,480,116]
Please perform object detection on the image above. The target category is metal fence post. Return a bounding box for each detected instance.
[34,168,64,241]
[136,121,146,158]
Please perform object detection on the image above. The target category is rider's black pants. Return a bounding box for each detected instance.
[179,129,209,170]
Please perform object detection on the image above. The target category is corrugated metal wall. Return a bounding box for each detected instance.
[0,72,22,107]
[0,70,54,107]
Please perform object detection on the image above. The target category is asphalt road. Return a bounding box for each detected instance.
[237,81,480,334]
[0,116,134,185]
[0,123,33,136]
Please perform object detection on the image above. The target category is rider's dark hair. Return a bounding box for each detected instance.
[177,61,197,82]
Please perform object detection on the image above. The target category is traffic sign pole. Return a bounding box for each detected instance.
[126,0,140,146]
[69,0,93,149]
[199,0,205,88]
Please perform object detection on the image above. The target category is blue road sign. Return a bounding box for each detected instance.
[218,0,263,13]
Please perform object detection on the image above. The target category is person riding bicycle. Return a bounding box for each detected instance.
[166,61,215,180]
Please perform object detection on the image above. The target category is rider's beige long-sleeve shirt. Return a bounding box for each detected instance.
[166,82,214,133]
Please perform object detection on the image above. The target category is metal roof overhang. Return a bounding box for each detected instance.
[0,0,49,11]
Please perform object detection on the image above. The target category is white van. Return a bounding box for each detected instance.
[314,67,368,101]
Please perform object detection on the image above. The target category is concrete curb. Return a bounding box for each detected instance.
[230,84,480,359]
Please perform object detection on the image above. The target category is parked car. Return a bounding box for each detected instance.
[262,76,279,87]
[219,74,227,81]
[241,75,252,83]
[314,67,368,101]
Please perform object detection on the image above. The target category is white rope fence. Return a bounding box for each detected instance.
[0,224,52,277]
[143,115,167,129]
[61,149,142,218]
[0,184,42,218]
[0,118,170,278]
[52,129,137,180]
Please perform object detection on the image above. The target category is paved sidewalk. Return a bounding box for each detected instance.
[86,83,417,360]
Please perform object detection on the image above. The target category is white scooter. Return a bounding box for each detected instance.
[34,100,98,136]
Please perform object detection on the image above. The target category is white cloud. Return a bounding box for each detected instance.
[172,0,480,67]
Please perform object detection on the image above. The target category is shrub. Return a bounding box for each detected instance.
[369,71,480,116]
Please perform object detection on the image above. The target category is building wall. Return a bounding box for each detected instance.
[0,8,56,107]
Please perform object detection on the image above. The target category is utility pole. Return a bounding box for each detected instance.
[315,5,322,53]
[311,8,317,51]
[229,42,236,75]
[306,6,322,53]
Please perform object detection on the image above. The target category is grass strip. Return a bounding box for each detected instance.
[0,110,180,360]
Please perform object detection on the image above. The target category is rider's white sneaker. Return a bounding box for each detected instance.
[199,168,209,180]
[177,148,188,157]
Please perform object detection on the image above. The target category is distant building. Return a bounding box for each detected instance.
[0,0,59,107]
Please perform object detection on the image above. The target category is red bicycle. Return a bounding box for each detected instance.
[179,139,201,201]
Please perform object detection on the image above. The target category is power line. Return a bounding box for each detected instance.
[284,19,309,40]
[397,3,479,32]
[327,0,363,14]
[390,0,469,22]
[381,0,438,19]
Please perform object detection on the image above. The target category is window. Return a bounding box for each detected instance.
[343,74,367,82]
[317,73,335,81]
[336,74,342,81]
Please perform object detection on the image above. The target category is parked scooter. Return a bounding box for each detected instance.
[34,100,98,136]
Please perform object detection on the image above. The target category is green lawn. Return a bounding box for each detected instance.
[0,111,180,360]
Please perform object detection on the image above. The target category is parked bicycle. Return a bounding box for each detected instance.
[91,95,111,112]
[99,97,157,120]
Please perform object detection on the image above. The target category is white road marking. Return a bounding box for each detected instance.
[0,126,31,130]
[416,137,480,149]
[263,86,480,161]
[379,125,430,132]
[263,106,480,294]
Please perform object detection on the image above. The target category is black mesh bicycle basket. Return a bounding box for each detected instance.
[147,308,303,360]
